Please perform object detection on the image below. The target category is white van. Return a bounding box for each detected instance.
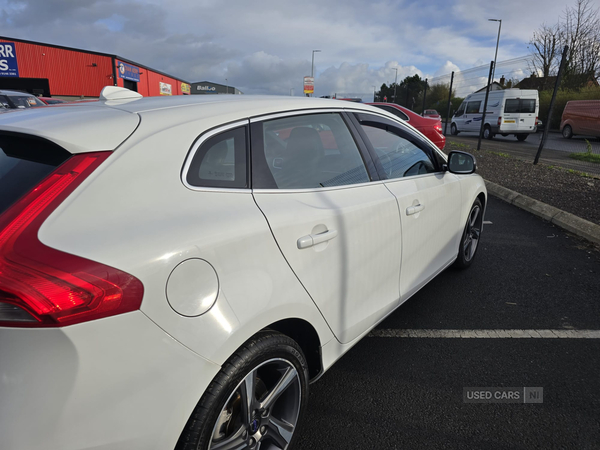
[451,89,539,141]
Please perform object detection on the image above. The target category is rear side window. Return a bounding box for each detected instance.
[505,99,536,114]
[0,133,71,215]
[185,126,248,189]
[252,113,370,189]
[466,101,481,114]
[375,105,409,121]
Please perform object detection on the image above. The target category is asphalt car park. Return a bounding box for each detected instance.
[448,129,600,155]
[297,196,600,449]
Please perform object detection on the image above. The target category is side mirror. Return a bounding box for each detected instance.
[447,151,476,174]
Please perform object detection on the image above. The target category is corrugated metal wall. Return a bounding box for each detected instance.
[1,38,190,98]
[0,39,114,97]
[116,62,185,97]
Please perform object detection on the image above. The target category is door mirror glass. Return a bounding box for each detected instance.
[447,151,476,174]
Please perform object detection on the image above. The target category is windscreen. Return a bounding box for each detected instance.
[0,94,45,109]
[0,133,71,215]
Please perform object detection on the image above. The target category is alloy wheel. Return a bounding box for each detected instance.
[208,358,302,450]
[462,205,481,262]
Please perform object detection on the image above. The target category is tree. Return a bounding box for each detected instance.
[528,0,600,90]
[375,75,426,109]
[561,0,600,89]
[528,23,560,90]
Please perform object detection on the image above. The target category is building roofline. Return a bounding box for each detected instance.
[0,35,190,84]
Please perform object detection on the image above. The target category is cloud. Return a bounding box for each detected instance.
[0,0,571,96]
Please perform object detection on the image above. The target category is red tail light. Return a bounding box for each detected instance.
[434,124,443,133]
[0,152,144,327]
[498,117,502,126]
[535,117,539,125]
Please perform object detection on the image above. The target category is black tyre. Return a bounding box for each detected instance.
[483,125,493,140]
[451,123,459,135]
[516,134,528,141]
[562,125,573,139]
[454,198,483,269]
[176,331,309,450]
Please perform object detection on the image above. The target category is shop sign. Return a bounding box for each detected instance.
[303,76,314,94]
[160,82,172,96]
[0,43,19,77]
[117,61,140,82]
[181,83,191,95]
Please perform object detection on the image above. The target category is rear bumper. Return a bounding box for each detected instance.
[417,127,446,150]
[494,125,536,135]
[0,312,220,450]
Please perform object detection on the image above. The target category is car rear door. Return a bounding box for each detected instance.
[250,111,402,344]
[350,112,462,300]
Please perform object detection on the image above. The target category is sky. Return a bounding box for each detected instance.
[0,0,574,99]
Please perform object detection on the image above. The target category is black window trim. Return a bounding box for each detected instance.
[371,104,410,122]
[250,110,378,191]
[181,119,251,193]
[350,111,445,177]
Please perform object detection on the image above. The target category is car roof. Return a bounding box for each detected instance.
[0,94,386,154]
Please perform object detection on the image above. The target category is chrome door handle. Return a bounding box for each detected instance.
[406,204,425,216]
[297,230,338,249]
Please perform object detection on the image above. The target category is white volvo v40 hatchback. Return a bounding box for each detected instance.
[0,87,486,450]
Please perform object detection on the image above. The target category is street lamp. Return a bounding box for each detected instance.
[489,19,502,83]
[311,50,321,78]
[311,50,321,97]
[225,78,228,95]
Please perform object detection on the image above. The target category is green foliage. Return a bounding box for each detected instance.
[569,141,600,163]
[538,86,600,130]
[488,151,511,158]
[376,79,463,118]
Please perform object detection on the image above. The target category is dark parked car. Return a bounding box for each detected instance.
[0,90,46,109]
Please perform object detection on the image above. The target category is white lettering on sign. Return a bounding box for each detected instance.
[0,45,15,58]
[0,60,8,71]
[197,85,216,91]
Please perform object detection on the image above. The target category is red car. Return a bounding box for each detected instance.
[367,103,446,150]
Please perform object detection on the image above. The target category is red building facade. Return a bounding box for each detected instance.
[0,36,190,99]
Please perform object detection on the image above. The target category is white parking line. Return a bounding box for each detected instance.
[368,329,600,338]
[483,221,493,225]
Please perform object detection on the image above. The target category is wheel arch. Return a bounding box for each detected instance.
[266,318,323,381]
[477,190,487,218]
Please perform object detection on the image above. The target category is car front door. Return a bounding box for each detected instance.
[452,101,466,131]
[351,112,462,300]
[465,101,482,133]
[250,111,402,344]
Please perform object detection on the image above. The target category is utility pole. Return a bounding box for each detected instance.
[393,68,398,103]
[444,71,454,135]
[477,61,495,151]
[534,46,568,165]
[421,78,428,115]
